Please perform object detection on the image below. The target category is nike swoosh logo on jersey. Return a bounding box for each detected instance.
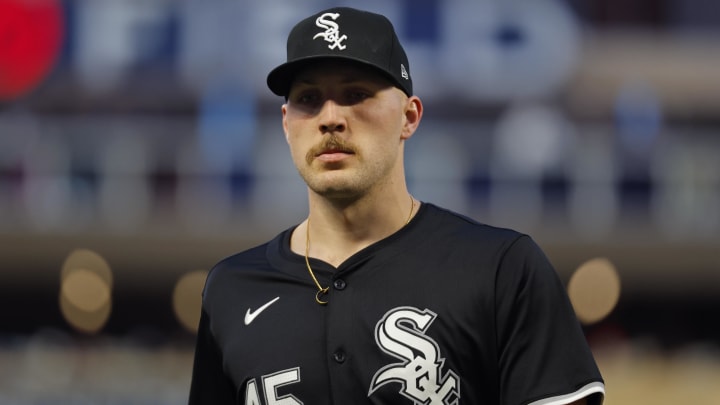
[244,296,280,325]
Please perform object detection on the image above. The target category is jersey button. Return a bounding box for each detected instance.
[333,279,346,290]
[333,350,346,363]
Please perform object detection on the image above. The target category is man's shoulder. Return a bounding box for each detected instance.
[205,229,289,284]
[423,203,526,244]
[214,243,268,270]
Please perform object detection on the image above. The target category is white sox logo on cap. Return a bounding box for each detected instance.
[313,12,347,50]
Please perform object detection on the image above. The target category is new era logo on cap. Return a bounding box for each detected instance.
[267,7,413,97]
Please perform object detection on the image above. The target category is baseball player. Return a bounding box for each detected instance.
[188,7,604,405]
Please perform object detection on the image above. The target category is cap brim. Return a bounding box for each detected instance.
[266,55,407,97]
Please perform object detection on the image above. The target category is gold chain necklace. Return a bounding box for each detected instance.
[305,195,415,305]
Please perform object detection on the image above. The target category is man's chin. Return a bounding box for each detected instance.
[307,181,363,201]
[312,187,359,201]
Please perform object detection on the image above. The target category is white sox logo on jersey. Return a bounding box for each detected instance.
[313,12,347,50]
[369,306,460,404]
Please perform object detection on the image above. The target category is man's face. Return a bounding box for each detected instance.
[282,60,417,200]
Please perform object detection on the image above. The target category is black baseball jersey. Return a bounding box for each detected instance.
[189,203,604,405]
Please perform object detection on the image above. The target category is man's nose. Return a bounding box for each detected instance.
[318,99,346,133]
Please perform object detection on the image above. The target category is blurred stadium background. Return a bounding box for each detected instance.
[1,0,719,403]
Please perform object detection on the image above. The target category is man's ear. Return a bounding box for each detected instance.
[281,104,290,142]
[401,95,423,140]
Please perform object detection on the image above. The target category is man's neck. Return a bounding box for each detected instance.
[290,192,417,267]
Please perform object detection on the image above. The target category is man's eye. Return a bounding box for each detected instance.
[346,91,370,103]
[297,93,319,104]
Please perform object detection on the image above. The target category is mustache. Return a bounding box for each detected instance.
[305,136,357,163]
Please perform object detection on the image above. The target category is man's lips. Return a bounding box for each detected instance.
[315,149,354,163]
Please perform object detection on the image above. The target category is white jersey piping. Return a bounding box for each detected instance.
[527,381,605,405]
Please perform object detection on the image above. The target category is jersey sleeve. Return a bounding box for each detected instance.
[188,308,237,405]
[494,235,604,405]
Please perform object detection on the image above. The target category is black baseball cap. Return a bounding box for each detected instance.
[266,7,413,97]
